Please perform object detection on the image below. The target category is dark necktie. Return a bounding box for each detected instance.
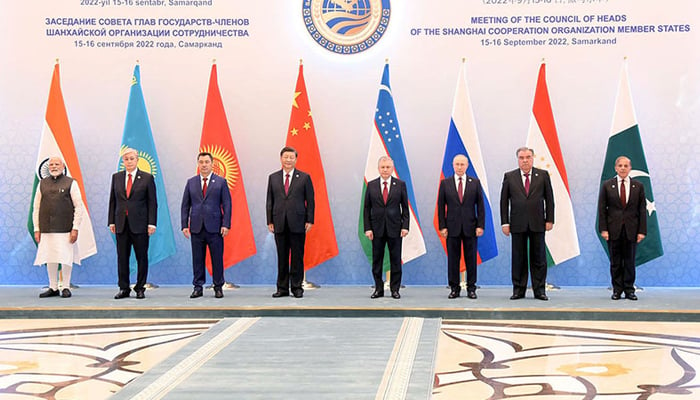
[524,173,530,195]
[202,177,208,197]
[620,179,626,208]
[285,173,290,195]
[458,177,463,203]
[382,181,388,204]
[126,173,133,198]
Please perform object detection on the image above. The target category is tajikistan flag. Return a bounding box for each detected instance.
[526,62,580,266]
[27,62,97,263]
[358,63,426,270]
[597,59,663,266]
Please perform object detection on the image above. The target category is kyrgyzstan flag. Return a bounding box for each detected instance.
[198,63,256,272]
[285,62,338,270]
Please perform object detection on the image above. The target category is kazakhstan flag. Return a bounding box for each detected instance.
[118,64,176,271]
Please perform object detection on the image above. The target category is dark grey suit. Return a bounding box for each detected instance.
[266,169,315,295]
[598,176,647,295]
[363,177,409,293]
[108,169,157,292]
[500,167,554,297]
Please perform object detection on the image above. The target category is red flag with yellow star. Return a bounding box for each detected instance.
[198,63,256,272]
[285,63,338,270]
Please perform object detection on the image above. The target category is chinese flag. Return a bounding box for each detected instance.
[199,63,256,272]
[285,62,338,270]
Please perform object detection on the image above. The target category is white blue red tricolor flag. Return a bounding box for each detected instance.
[433,60,498,268]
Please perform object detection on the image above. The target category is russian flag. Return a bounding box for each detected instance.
[433,60,498,267]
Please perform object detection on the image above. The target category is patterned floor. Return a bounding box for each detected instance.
[0,319,215,399]
[433,320,700,399]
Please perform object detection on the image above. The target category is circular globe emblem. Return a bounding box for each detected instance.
[303,0,391,54]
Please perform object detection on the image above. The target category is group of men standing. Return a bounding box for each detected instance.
[32,146,647,301]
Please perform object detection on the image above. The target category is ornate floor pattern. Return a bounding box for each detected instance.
[0,319,216,399]
[433,320,700,399]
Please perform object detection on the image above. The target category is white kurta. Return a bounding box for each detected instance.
[32,179,84,266]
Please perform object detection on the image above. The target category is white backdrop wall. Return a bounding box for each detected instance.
[1,0,698,287]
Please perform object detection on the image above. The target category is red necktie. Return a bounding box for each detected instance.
[382,181,388,204]
[126,173,133,198]
[524,173,530,195]
[285,174,290,195]
[620,179,626,208]
[202,177,208,197]
[458,177,463,203]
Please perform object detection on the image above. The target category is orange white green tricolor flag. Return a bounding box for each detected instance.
[525,62,580,266]
[27,62,97,263]
[285,62,338,270]
[198,63,256,272]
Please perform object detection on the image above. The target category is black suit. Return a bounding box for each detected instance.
[500,167,554,297]
[437,175,485,293]
[598,176,647,295]
[108,169,157,292]
[266,169,314,295]
[363,177,409,293]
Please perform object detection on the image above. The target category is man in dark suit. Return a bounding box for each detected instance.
[500,147,554,301]
[181,152,231,299]
[109,148,157,300]
[364,156,409,299]
[598,156,647,301]
[437,154,485,299]
[266,146,315,299]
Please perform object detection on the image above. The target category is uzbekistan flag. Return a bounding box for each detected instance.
[596,59,663,266]
[198,63,257,271]
[285,61,338,270]
[525,62,580,266]
[433,60,498,268]
[117,64,177,271]
[358,63,426,270]
[27,62,97,263]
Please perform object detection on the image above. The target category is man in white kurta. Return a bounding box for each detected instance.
[32,157,84,298]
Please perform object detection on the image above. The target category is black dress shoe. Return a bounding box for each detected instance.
[190,289,203,298]
[292,291,303,298]
[214,288,224,298]
[510,294,524,300]
[625,293,638,301]
[114,290,130,299]
[135,289,145,299]
[39,288,59,298]
[370,290,384,299]
[448,291,459,299]
[535,294,549,301]
[61,288,72,298]
[611,292,622,300]
[272,291,289,298]
[467,291,477,299]
[391,291,401,299]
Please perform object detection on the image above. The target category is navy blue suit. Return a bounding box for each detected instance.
[181,173,231,290]
[437,174,485,293]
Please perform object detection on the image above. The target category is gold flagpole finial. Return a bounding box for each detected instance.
[55,58,59,65]
[136,59,140,64]
[212,58,217,64]
[541,57,545,62]
[462,57,466,63]
[299,58,303,65]
[385,57,389,64]
[624,56,628,61]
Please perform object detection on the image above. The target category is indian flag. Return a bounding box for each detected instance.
[358,63,426,270]
[27,62,97,263]
[526,62,580,266]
